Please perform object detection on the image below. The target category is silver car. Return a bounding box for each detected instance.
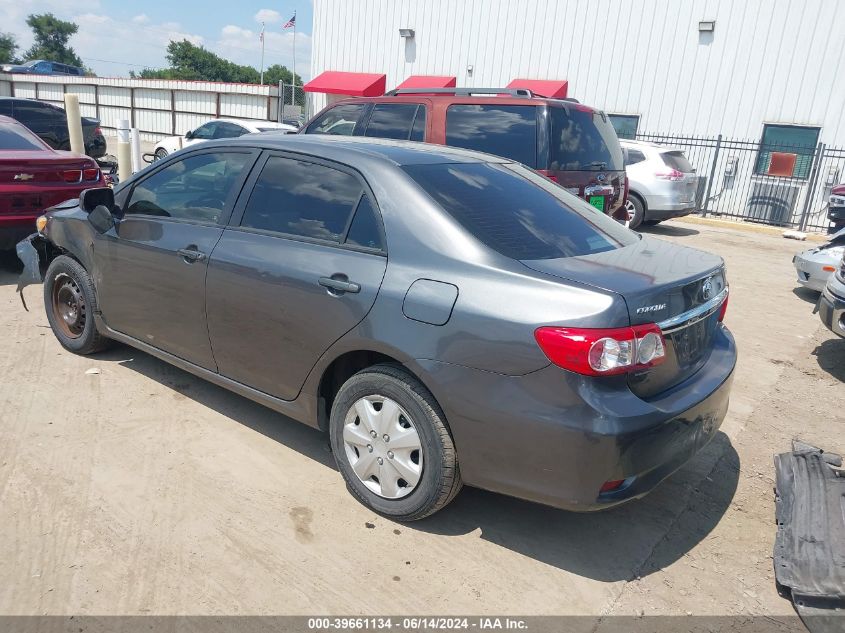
[793,228,845,292]
[621,139,699,229]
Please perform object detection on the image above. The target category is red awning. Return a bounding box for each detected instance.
[395,75,457,91]
[303,71,386,97]
[506,79,569,99]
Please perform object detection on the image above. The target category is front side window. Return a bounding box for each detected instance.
[754,124,820,179]
[446,104,538,167]
[608,114,639,140]
[549,107,624,172]
[365,104,420,140]
[404,162,636,260]
[306,104,367,136]
[240,156,363,242]
[124,152,252,223]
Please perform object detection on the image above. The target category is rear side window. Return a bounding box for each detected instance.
[625,149,646,166]
[410,107,426,141]
[306,104,367,136]
[0,121,45,150]
[445,104,537,167]
[345,195,384,250]
[661,151,694,173]
[365,104,420,140]
[240,156,362,242]
[549,107,624,171]
[404,162,636,260]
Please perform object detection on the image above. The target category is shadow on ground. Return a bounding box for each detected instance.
[640,222,700,237]
[792,286,821,304]
[812,336,845,382]
[95,343,739,583]
[0,250,23,286]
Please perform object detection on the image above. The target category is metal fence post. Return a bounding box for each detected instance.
[798,143,825,232]
[701,134,723,217]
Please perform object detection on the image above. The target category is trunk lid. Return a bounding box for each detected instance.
[522,236,727,397]
[0,152,95,184]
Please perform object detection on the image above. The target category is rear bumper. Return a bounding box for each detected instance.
[418,324,737,511]
[818,279,845,338]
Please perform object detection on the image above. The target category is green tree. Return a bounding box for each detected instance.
[23,13,83,66]
[0,32,18,64]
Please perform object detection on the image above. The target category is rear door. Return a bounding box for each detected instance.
[206,152,387,400]
[94,148,258,370]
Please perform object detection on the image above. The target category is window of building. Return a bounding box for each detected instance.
[754,124,820,179]
[608,114,639,140]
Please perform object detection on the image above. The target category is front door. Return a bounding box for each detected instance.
[94,148,257,370]
[206,153,388,400]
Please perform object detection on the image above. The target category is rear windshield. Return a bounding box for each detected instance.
[445,104,538,167]
[661,150,695,173]
[0,122,44,150]
[549,106,624,171]
[403,162,637,260]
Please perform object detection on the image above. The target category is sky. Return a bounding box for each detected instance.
[0,0,314,79]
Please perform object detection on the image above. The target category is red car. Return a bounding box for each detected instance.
[301,87,627,221]
[0,114,106,249]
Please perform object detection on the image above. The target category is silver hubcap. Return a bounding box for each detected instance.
[343,395,423,499]
[624,199,636,227]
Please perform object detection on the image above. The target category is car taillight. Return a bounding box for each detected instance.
[718,294,729,322]
[94,126,102,136]
[83,168,100,181]
[61,170,82,183]
[534,324,666,376]
[655,168,685,181]
[536,169,559,183]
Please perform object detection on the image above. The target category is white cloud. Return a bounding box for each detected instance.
[254,9,282,25]
[132,14,150,24]
[217,23,312,80]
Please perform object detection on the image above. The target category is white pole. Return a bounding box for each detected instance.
[292,10,296,108]
[63,93,84,155]
[117,119,131,183]
[130,128,141,174]
[259,22,265,85]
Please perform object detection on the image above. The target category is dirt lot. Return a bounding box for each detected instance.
[0,220,842,619]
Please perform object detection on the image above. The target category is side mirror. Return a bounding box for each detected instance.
[79,187,114,212]
[185,130,194,140]
[88,205,115,234]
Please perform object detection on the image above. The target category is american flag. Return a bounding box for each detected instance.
[283,14,296,29]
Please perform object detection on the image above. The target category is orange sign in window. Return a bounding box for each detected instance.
[767,152,798,177]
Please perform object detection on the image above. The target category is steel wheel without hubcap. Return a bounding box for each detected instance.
[342,395,423,499]
[51,273,86,339]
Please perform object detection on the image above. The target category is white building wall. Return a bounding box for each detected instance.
[310,0,845,145]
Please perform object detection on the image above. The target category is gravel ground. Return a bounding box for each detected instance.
[0,219,842,619]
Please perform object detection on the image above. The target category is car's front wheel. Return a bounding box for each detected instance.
[153,148,168,161]
[329,364,462,521]
[44,255,111,355]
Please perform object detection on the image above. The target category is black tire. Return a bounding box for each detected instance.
[329,364,462,521]
[643,219,662,226]
[154,148,168,161]
[626,194,646,230]
[43,255,111,355]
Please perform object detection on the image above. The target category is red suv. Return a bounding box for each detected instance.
[302,87,627,220]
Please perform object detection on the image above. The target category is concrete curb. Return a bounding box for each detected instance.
[673,215,830,243]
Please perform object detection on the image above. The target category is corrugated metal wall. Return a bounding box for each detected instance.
[310,0,845,145]
[0,74,285,142]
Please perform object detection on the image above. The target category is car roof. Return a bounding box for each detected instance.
[620,139,685,154]
[328,94,596,110]
[217,133,511,166]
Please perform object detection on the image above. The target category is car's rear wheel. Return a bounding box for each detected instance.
[329,364,462,521]
[154,148,168,161]
[44,255,111,355]
[625,195,645,230]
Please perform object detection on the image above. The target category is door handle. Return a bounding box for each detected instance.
[177,247,206,263]
[319,276,361,294]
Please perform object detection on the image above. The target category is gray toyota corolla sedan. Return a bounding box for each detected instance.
[17,135,736,521]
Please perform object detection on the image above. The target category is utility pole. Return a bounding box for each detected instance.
[259,22,266,85]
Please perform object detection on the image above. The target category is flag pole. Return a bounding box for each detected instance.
[291,10,297,108]
[259,22,266,85]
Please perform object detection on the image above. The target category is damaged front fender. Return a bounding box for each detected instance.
[15,233,47,311]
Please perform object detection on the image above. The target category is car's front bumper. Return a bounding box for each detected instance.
[418,324,737,511]
[793,252,836,292]
[818,278,845,338]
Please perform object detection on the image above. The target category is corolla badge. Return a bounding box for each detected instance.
[14,173,34,181]
[701,277,714,301]
[636,303,667,314]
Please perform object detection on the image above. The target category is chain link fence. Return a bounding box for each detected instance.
[634,132,841,233]
[277,83,308,128]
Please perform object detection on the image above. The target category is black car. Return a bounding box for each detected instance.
[0,98,106,159]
